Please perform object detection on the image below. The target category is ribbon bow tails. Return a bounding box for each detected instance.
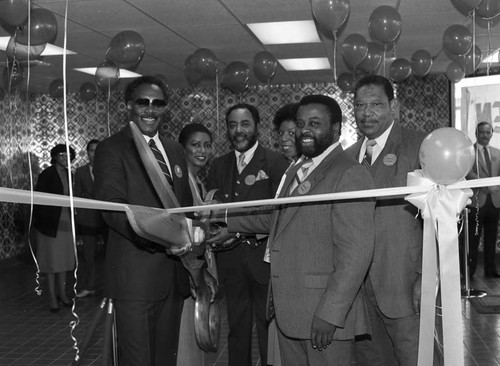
[405,170,472,366]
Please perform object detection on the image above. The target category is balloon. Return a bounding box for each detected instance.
[476,0,500,20]
[369,6,402,44]
[311,0,350,36]
[253,51,277,83]
[411,49,433,77]
[191,48,218,80]
[358,42,383,73]
[79,82,97,102]
[446,61,465,83]
[184,54,204,87]
[442,24,473,56]
[48,78,64,99]
[221,61,250,94]
[15,8,57,46]
[342,33,368,68]
[419,127,475,185]
[455,0,483,10]
[337,72,356,92]
[6,36,45,61]
[2,63,25,91]
[389,58,412,82]
[0,0,29,26]
[95,61,120,91]
[461,45,482,75]
[106,30,145,69]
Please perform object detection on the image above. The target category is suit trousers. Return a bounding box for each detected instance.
[113,290,184,366]
[219,245,269,366]
[355,278,419,366]
[277,324,352,366]
[78,225,99,290]
[467,195,500,276]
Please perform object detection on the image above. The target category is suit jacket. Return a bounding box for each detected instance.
[74,163,104,227]
[33,165,67,237]
[466,143,500,208]
[207,144,289,285]
[346,123,426,318]
[93,125,193,301]
[228,145,376,340]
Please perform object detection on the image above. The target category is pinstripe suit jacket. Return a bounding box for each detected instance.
[228,145,375,339]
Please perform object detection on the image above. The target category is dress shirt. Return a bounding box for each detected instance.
[358,122,394,164]
[142,132,172,176]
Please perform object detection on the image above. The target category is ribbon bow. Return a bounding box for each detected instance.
[405,170,472,366]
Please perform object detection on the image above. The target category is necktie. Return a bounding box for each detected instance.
[149,139,174,188]
[484,146,492,177]
[290,159,313,193]
[362,139,377,169]
[237,153,247,174]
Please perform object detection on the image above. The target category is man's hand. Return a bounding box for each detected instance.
[310,316,336,351]
[166,243,191,256]
[412,273,422,314]
[205,225,240,251]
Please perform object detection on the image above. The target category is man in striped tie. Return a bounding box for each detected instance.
[346,75,428,366]
[93,76,194,366]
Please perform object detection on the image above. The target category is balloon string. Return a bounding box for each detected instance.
[487,19,492,76]
[333,33,338,84]
[24,0,42,296]
[61,0,81,358]
[216,66,220,139]
[472,10,476,74]
[383,48,387,77]
[107,84,111,137]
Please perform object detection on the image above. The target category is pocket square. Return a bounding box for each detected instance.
[256,170,269,181]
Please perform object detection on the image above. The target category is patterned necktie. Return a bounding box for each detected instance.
[237,153,247,174]
[149,139,173,188]
[484,146,492,177]
[362,139,377,169]
[290,159,313,193]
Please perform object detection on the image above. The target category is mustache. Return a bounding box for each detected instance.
[140,112,160,118]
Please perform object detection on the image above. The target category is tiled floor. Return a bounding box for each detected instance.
[1,250,500,366]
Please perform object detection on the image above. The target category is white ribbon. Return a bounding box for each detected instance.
[406,170,472,366]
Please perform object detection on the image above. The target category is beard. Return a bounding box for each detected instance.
[297,133,333,158]
[230,131,258,152]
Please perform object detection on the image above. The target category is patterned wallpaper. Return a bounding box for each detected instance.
[0,73,451,260]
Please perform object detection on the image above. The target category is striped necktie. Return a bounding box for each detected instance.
[149,139,174,188]
[362,139,376,169]
[290,159,313,193]
[237,153,247,174]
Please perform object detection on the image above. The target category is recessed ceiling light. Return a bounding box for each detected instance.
[482,49,499,64]
[278,57,330,71]
[74,67,142,78]
[247,20,321,45]
[0,36,76,56]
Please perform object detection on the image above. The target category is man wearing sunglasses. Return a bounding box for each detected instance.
[93,75,193,366]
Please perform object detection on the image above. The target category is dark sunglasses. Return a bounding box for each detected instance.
[134,98,167,109]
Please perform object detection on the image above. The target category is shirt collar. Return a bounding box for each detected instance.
[235,141,259,164]
[295,141,340,167]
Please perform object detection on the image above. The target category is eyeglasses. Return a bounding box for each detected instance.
[353,102,387,111]
[277,129,296,138]
[134,98,167,109]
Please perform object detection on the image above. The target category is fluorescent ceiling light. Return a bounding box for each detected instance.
[74,67,142,78]
[278,57,330,71]
[247,20,321,45]
[482,49,499,64]
[0,36,76,55]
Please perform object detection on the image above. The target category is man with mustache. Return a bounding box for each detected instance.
[222,95,376,365]
[346,75,427,366]
[206,103,288,366]
[93,76,193,366]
